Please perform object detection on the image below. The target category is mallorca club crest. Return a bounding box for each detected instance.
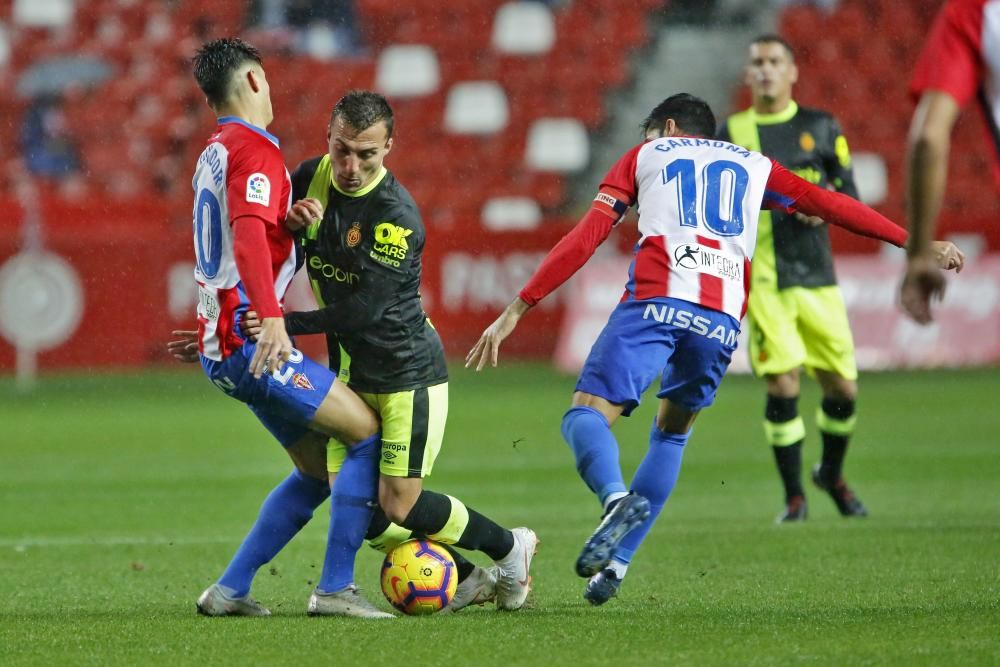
[292,373,315,391]
[346,221,362,248]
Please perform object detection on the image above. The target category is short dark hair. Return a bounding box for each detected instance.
[192,38,263,108]
[331,90,395,138]
[641,93,717,139]
[750,33,795,60]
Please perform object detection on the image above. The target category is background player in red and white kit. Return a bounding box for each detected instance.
[185,38,391,619]
[902,0,998,323]
[467,94,964,607]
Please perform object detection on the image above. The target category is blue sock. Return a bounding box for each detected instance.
[218,468,329,598]
[613,423,690,565]
[561,406,627,506]
[317,433,381,594]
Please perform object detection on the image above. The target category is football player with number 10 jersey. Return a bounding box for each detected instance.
[467,94,964,606]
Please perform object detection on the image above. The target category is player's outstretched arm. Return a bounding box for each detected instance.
[465,187,627,371]
[465,297,531,371]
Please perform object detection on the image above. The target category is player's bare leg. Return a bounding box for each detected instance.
[378,475,536,611]
[584,398,698,605]
[812,370,867,517]
[765,369,809,523]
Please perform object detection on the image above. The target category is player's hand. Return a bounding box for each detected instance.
[899,255,947,325]
[250,317,293,379]
[929,240,965,273]
[794,212,825,227]
[166,330,199,363]
[465,298,531,371]
[240,310,263,341]
[287,197,324,232]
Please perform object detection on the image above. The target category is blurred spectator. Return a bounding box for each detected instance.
[248,0,363,58]
[20,95,80,178]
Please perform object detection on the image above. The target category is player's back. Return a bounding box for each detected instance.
[625,137,774,321]
[191,118,294,361]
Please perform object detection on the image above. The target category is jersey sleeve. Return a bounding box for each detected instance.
[910,0,982,107]
[365,203,424,278]
[763,162,908,247]
[226,142,286,228]
[598,143,644,205]
[821,116,859,199]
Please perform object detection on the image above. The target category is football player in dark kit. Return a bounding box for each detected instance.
[263,90,537,613]
[718,35,867,523]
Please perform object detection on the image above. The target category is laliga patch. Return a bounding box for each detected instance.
[291,373,314,391]
[246,173,271,206]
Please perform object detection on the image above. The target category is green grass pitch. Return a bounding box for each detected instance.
[1,364,998,665]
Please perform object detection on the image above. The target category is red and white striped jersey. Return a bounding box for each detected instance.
[911,0,1000,185]
[518,136,906,321]
[192,117,294,361]
[604,138,777,321]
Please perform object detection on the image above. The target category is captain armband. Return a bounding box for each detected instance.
[594,191,629,225]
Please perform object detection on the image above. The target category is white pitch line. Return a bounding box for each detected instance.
[0,534,327,549]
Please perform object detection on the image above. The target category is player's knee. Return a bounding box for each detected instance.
[378,485,412,524]
[766,371,799,397]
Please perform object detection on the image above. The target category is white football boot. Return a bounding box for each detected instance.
[494,527,539,611]
[196,583,271,617]
[439,565,499,614]
[307,585,395,619]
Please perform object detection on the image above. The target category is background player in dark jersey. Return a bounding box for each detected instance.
[245,91,536,612]
[718,35,868,523]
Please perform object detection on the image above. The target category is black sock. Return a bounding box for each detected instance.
[401,490,453,535]
[401,490,514,562]
[772,443,805,501]
[766,394,805,501]
[819,397,855,485]
[365,506,393,541]
[458,508,515,561]
[440,545,475,582]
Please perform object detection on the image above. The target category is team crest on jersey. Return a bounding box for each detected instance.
[346,221,362,247]
[799,132,815,153]
[292,373,314,391]
[246,173,271,206]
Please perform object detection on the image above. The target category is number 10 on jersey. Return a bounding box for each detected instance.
[662,158,749,237]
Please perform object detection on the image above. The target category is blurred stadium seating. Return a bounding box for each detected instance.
[732,0,998,252]
[0,0,662,226]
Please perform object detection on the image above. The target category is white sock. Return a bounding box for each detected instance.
[603,491,628,512]
[608,559,629,579]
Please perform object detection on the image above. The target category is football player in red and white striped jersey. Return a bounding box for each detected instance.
[467,94,963,606]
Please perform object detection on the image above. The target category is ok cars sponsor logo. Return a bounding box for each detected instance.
[371,222,412,266]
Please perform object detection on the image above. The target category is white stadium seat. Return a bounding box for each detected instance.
[525,118,590,172]
[443,81,509,135]
[481,196,543,230]
[491,2,556,55]
[13,0,74,28]
[375,44,441,98]
[852,152,888,206]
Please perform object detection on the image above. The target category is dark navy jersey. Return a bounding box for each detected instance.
[286,155,447,393]
[719,102,858,289]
